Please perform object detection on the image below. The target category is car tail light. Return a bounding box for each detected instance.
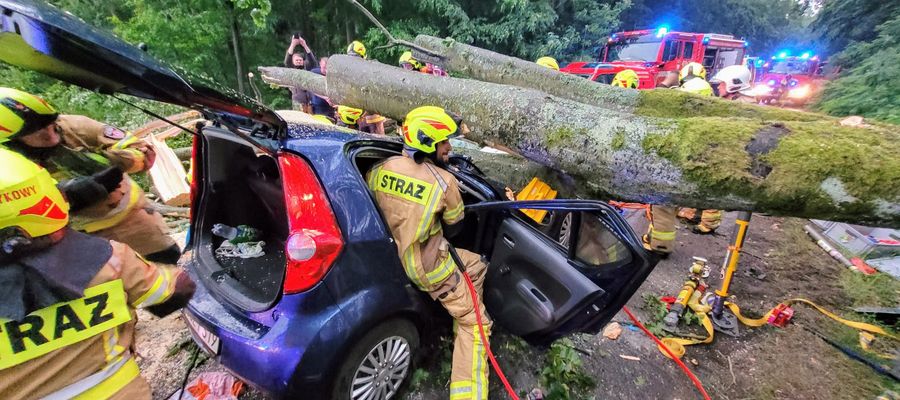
[279,152,344,294]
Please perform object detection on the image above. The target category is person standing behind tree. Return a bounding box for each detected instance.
[309,56,334,118]
[283,34,318,112]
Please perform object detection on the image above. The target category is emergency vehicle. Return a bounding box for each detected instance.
[561,27,748,89]
[748,52,827,106]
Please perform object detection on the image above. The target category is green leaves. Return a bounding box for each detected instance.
[230,0,272,28]
[815,14,900,124]
[540,338,595,400]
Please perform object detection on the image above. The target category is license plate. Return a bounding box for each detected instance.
[185,312,220,355]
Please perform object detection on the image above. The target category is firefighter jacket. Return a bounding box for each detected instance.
[9,115,155,233]
[366,155,465,294]
[0,236,184,400]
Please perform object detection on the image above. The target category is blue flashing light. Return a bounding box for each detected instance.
[656,25,669,38]
[743,41,750,47]
[771,56,776,60]
[702,36,710,45]
[755,59,764,67]
[767,79,777,86]
[800,52,810,59]
[789,80,799,87]
[778,51,788,59]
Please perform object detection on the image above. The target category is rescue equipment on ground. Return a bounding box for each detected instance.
[656,212,900,360]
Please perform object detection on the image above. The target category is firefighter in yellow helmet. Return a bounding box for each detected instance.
[536,56,560,71]
[336,105,386,135]
[612,69,639,88]
[679,62,707,82]
[399,51,425,71]
[366,106,490,399]
[0,88,180,264]
[0,148,195,400]
[678,62,714,96]
[347,40,367,59]
[400,50,448,76]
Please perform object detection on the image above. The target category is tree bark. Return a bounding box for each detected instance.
[259,56,900,227]
[413,35,830,122]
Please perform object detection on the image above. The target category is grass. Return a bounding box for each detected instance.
[839,270,900,308]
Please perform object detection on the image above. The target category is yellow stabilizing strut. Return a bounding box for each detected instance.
[516,177,557,223]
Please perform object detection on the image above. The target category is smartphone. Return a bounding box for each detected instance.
[293,33,301,39]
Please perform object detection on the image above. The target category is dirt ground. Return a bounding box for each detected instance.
[139,212,899,399]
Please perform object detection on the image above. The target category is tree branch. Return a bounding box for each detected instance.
[346,0,443,58]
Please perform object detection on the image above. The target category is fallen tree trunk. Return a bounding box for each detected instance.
[260,56,900,227]
[413,35,830,122]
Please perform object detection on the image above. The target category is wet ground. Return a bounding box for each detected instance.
[138,212,899,399]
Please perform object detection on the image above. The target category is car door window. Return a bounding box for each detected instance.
[574,213,632,267]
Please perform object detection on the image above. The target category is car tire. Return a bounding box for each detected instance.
[331,319,420,400]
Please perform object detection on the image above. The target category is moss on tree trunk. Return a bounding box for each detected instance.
[259,55,900,227]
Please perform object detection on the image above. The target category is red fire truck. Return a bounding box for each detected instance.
[560,27,748,89]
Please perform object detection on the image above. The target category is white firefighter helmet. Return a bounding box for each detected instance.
[710,65,752,94]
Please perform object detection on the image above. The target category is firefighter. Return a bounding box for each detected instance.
[399,50,448,76]
[366,106,490,400]
[678,62,713,96]
[0,88,180,264]
[608,74,675,254]
[677,207,722,234]
[399,51,426,71]
[710,65,755,102]
[536,56,560,71]
[612,69,639,89]
[672,69,722,233]
[644,205,677,256]
[336,105,385,135]
[346,40,367,59]
[0,148,195,400]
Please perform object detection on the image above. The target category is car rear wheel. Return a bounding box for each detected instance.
[332,319,419,400]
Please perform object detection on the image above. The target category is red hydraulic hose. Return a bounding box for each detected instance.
[462,271,521,400]
[622,306,711,400]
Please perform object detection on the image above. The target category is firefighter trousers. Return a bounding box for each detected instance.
[678,208,723,233]
[434,248,492,400]
[646,205,677,254]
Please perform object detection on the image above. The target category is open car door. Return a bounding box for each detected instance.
[459,199,657,344]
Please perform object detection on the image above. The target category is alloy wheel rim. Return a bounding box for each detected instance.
[349,335,411,400]
[559,213,573,247]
